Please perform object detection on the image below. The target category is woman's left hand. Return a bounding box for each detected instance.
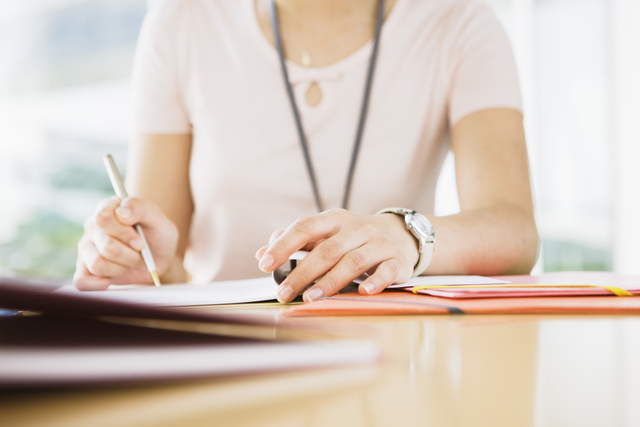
[255,209,419,303]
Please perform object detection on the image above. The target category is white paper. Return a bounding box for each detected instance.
[386,275,511,289]
[56,277,277,307]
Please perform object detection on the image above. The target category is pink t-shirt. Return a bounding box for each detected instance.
[131,0,522,282]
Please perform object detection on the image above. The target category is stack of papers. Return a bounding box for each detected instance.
[406,272,640,299]
[388,275,510,289]
[48,272,640,305]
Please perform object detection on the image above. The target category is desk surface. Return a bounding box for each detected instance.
[2,309,640,427]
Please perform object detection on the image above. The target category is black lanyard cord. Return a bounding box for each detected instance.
[269,0,385,213]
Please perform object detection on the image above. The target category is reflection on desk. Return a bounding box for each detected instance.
[2,310,640,427]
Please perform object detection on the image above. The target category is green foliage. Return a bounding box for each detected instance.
[0,211,83,280]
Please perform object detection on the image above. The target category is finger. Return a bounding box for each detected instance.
[116,197,165,228]
[275,232,369,303]
[73,250,111,291]
[269,229,285,244]
[301,243,384,303]
[88,198,143,251]
[79,236,132,278]
[358,258,404,295]
[94,195,121,212]
[91,228,144,268]
[116,197,178,255]
[255,229,286,260]
[265,240,315,263]
[260,210,346,273]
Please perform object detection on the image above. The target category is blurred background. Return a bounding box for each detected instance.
[0,0,638,281]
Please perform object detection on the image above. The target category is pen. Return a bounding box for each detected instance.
[103,154,161,287]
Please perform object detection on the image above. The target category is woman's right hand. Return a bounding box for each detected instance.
[73,196,179,290]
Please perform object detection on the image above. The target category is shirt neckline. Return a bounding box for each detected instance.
[246,0,407,81]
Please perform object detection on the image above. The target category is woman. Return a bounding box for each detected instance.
[74,0,538,303]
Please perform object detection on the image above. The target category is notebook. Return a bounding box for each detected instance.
[56,277,278,306]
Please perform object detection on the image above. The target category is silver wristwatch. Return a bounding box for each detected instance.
[376,207,435,277]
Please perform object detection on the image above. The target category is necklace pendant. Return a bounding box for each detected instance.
[301,51,311,67]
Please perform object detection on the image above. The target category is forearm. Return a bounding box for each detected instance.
[425,202,539,276]
[127,133,194,285]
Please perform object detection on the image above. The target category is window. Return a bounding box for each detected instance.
[0,0,146,279]
[436,0,616,273]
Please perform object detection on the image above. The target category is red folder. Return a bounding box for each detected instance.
[283,273,640,317]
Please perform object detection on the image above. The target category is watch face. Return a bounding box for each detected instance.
[410,213,434,240]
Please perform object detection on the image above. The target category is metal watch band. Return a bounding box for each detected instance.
[376,207,435,278]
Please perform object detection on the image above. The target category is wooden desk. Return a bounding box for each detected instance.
[2,310,640,427]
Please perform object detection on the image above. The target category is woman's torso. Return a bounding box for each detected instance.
[133,0,521,281]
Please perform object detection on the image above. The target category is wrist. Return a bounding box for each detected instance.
[376,207,435,277]
[382,213,420,267]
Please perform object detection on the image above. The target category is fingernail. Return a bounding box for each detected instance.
[116,207,131,218]
[276,285,294,303]
[130,239,143,251]
[305,288,324,302]
[255,246,266,260]
[363,281,377,295]
[259,254,274,272]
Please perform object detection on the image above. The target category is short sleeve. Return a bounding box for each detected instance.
[447,2,522,126]
[131,0,191,134]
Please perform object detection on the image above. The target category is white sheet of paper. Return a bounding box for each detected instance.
[386,275,511,289]
[56,277,277,307]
